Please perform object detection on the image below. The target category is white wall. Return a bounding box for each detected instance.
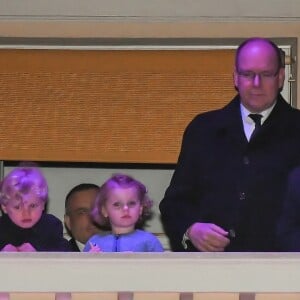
[0,0,299,20]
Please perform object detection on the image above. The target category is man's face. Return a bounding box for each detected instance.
[64,189,100,244]
[234,40,285,113]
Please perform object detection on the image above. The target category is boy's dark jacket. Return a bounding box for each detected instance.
[0,213,71,251]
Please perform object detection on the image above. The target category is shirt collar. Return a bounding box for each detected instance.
[240,101,276,125]
[75,240,85,252]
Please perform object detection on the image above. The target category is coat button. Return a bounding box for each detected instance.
[239,192,246,200]
[243,156,250,165]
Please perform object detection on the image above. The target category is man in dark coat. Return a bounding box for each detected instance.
[159,37,300,252]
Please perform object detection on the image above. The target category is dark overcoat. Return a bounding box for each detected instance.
[160,94,300,251]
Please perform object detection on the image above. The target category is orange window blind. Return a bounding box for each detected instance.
[0,49,236,163]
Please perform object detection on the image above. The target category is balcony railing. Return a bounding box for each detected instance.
[0,252,300,300]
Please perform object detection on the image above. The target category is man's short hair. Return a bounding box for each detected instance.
[65,183,99,214]
[235,37,285,70]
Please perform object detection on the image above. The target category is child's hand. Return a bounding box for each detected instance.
[89,242,101,253]
[1,244,18,252]
[18,243,37,252]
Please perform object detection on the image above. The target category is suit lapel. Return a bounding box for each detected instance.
[250,95,292,143]
[216,95,248,147]
[217,94,293,146]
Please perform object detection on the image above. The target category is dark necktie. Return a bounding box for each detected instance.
[249,113,262,140]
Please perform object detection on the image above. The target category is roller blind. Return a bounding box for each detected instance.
[0,49,236,163]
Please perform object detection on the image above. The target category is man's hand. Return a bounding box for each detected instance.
[188,222,230,252]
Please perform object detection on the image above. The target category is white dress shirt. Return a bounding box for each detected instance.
[240,102,276,141]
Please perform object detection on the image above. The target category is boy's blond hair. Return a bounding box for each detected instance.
[0,167,48,205]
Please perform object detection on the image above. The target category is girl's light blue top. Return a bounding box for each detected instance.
[83,229,164,252]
